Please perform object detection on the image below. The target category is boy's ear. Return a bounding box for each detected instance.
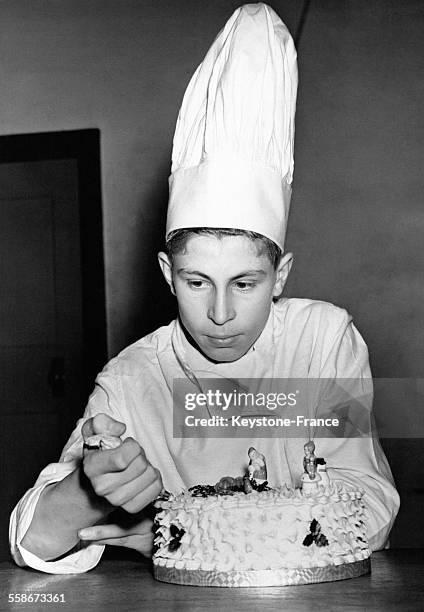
[158,252,176,295]
[273,252,293,298]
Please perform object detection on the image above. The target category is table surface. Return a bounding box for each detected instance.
[0,549,423,612]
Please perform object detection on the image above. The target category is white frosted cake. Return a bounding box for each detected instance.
[152,446,371,587]
[153,482,370,586]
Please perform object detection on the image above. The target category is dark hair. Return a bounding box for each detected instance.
[166,228,282,269]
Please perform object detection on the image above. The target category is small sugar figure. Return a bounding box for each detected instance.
[303,440,317,480]
[248,447,267,484]
[302,441,322,494]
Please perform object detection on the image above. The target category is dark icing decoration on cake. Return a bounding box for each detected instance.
[189,477,270,498]
[168,524,186,552]
[302,519,329,547]
[156,490,171,501]
[251,479,270,492]
[189,484,219,497]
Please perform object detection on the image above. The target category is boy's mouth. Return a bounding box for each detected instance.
[206,334,240,346]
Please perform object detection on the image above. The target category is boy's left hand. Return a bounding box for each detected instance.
[78,514,154,556]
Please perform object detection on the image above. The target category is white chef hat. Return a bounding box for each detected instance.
[166,3,297,251]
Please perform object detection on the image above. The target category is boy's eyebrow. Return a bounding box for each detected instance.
[231,269,267,280]
[176,268,210,279]
[176,268,267,280]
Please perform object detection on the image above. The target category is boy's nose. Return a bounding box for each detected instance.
[207,290,235,325]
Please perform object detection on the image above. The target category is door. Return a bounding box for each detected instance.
[0,159,86,560]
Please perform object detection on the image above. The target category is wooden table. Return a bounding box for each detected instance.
[0,549,423,611]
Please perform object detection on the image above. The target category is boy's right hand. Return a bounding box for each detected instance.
[81,413,163,514]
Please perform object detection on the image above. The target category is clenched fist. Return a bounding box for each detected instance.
[82,413,163,514]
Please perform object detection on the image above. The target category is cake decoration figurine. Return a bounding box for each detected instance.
[248,447,267,485]
[214,476,236,495]
[301,441,323,494]
[301,441,330,487]
[303,440,318,479]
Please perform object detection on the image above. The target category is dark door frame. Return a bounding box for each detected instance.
[0,129,107,395]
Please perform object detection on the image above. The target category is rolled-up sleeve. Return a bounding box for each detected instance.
[9,459,104,574]
[9,368,124,573]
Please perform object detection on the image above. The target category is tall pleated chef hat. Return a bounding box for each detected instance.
[166,3,298,252]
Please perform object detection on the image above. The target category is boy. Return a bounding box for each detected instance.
[10,4,399,574]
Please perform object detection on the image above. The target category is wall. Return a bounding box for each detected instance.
[1,1,423,546]
[0,0,296,354]
[1,0,421,368]
[286,0,424,380]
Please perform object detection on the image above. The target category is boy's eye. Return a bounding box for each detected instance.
[187,280,208,289]
[234,281,255,291]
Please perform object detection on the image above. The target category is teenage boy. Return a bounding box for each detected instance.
[10,4,399,574]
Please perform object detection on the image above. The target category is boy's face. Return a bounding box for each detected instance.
[159,234,292,363]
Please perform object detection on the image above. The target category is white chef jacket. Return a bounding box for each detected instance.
[10,298,400,574]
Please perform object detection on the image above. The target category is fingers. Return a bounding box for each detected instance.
[84,438,144,478]
[89,454,153,495]
[81,413,126,440]
[119,470,163,514]
[92,464,162,513]
[86,534,153,555]
[79,520,154,556]
[83,437,163,513]
[86,534,153,556]
[79,518,153,540]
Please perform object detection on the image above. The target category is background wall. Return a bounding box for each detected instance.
[1,0,422,369]
[286,0,424,381]
[0,0,302,354]
[1,1,423,546]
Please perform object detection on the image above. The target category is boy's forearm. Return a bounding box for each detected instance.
[21,466,112,561]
